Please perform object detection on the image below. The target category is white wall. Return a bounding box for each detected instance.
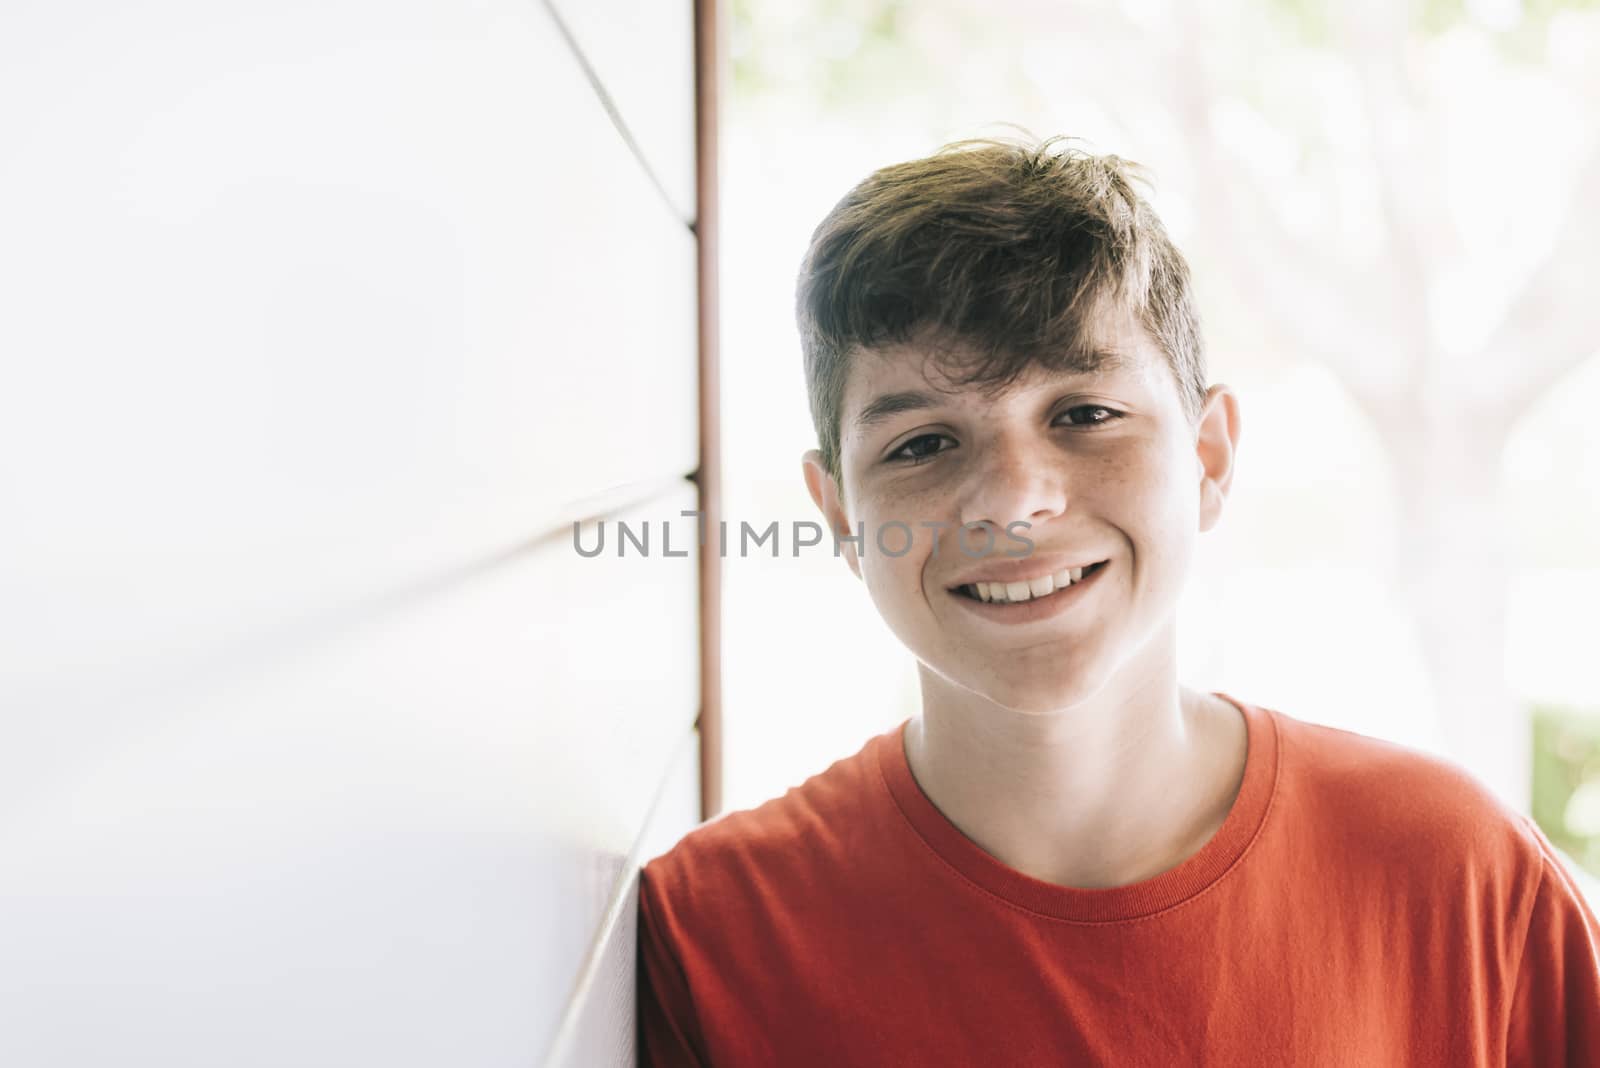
[0,2,702,1064]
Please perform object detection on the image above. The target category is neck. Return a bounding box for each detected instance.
[904,649,1246,889]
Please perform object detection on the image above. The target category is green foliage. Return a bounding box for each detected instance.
[1263,0,1600,59]
[1260,0,1333,46]
[731,0,915,107]
[1531,703,1600,878]
[731,0,1039,127]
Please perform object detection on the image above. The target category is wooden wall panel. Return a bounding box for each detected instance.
[545,726,702,1067]
[0,492,699,1067]
[0,0,698,790]
[0,2,709,1065]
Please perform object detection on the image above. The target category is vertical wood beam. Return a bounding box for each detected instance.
[692,0,724,820]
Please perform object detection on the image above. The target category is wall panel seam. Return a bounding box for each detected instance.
[538,726,701,1068]
[538,0,695,231]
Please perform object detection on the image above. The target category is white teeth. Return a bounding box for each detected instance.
[964,563,1101,604]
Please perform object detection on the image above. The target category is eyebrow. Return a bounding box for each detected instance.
[852,390,944,434]
[851,350,1130,435]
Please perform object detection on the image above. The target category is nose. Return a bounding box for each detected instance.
[956,430,1068,537]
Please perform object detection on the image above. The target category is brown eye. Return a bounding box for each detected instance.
[888,433,955,463]
[1055,405,1124,427]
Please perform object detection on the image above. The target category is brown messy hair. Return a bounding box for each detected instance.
[795,134,1208,485]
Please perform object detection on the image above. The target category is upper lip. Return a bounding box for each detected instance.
[943,554,1109,590]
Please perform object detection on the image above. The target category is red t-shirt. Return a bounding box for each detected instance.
[637,694,1600,1066]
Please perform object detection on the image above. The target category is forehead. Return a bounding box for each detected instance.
[839,314,1171,439]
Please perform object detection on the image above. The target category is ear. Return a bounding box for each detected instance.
[1195,384,1241,533]
[801,449,862,579]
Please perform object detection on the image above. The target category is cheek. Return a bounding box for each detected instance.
[1090,443,1198,551]
[855,506,931,578]
[850,499,946,615]
[861,472,943,515]
[1127,446,1204,574]
[856,479,950,547]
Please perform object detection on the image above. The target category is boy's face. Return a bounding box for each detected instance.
[802,307,1239,715]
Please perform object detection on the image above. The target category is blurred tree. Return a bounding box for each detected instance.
[1156,0,1600,807]
[1532,703,1600,876]
[730,0,1600,808]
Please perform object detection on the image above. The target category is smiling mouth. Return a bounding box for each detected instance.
[952,560,1109,604]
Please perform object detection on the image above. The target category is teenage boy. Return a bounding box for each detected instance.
[636,136,1600,1065]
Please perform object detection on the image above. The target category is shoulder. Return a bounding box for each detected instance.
[640,725,895,921]
[1267,707,1546,885]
